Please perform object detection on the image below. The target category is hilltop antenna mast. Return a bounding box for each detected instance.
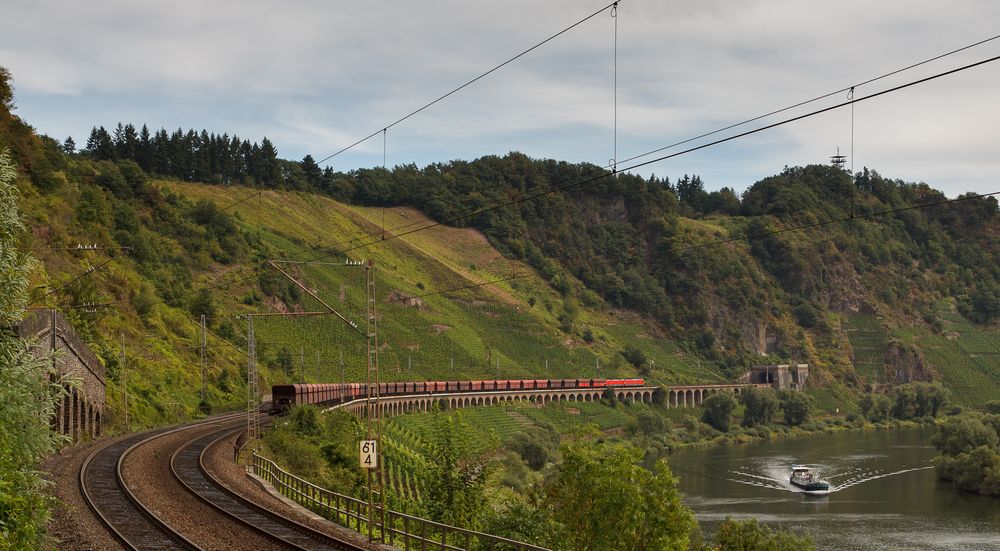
[831,146,847,171]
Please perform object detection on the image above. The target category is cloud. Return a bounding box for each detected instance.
[3,0,998,195]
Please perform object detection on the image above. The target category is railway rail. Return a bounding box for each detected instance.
[171,426,366,551]
[80,426,206,550]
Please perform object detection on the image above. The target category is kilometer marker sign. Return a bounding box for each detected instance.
[360,440,377,469]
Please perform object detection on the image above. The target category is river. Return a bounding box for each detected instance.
[666,427,1000,550]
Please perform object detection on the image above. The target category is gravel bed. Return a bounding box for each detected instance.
[202,430,390,550]
[43,438,126,551]
[121,420,281,550]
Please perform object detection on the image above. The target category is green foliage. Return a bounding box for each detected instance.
[504,424,559,470]
[622,345,646,369]
[478,497,560,551]
[633,409,669,436]
[546,440,695,551]
[932,414,1000,496]
[0,67,12,110]
[422,411,491,528]
[0,148,64,548]
[739,388,779,427]
[701,392,737,432]
[713,518,815,550]
[0,154,33,326]
[262,406,365,494]
[890,382,949,420]
[932,416,999,456]
[780,391,811,427]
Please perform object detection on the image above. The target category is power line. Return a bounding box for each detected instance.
[44,245,131,252]
[219,190,262,212]
[296,34,1000,261]
[316,1,620,166]
[29,250,129,306]
[188,39,1000,301]
[616,32,1000,167]
[298,53,1000,263]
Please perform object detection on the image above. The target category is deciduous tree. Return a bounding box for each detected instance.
[740,387,779,427]
[546,440,695,550]
[702,392,737,432]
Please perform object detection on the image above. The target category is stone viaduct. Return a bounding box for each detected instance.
[336,382,780,418]
[340,386,658,418]
[665,383,771,408]
[17,309,106,442]
[331,364,808,418]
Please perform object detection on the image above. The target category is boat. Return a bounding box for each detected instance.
[789,465,831,493]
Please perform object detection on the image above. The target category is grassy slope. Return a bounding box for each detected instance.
[161,181,714,389]
[20,174,996,436]
[161,181,1000,410]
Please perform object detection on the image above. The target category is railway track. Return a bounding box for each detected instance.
[80,427,204,550]
[171,426,366,551]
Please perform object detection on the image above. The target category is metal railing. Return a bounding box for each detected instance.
[252,453,549,551]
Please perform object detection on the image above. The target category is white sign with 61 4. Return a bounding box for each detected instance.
[359,440,377,469]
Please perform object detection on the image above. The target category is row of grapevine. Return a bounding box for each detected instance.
[845,314,890,384]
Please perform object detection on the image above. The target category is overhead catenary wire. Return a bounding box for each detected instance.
[315,1,620,166]
[29,250,130,306]
[187,40,1000,298]
[611,2,618,172]
[614,31,1000,167]
[219,190,262,212]
[289,33,1000,260]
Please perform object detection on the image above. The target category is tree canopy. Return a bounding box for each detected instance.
[546,440,696,551]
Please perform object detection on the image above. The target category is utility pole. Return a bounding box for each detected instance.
[339,349,344,384]
[300,345,305,383]
[200,314,207,404]
[595,357,600,378]
[246,315,259,453]
[316,349,321,381]
[121,333,128,431]
[363,259,384,542]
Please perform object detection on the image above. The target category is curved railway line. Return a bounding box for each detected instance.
[171,427,364,550]
[80,426,209,550]
[81,414,367,551]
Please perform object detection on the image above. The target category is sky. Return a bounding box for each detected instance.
[2,0,999,196]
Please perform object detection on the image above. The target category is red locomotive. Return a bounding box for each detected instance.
[272,377,646,413]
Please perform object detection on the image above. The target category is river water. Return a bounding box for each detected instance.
[666,427,1000,550]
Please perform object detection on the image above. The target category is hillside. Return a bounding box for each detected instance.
[2,68,999,432]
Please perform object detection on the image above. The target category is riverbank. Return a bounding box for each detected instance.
[668,425,1000,551]
[661,412,940,452]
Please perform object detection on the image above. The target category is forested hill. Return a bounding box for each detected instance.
[80,118,999,367]
[3,64,1000,429]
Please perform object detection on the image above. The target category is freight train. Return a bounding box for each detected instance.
[271,378,646,413]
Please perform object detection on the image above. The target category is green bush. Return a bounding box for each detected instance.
[740,387,779,427]
[0,149,65,548]
[780,391,811,426]
[701,393,737,432]
[714,518,815,550]
[931,413,1000,496]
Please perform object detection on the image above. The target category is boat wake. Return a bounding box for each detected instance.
[728,464,933,494]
